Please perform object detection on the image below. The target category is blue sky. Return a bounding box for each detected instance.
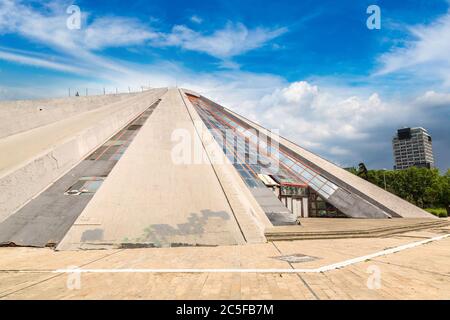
[0,0,449,170]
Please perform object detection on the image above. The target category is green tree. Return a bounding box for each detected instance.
[357,163,369,180]
[439,170,450,213]
[348,165,449,210]
[402,167,440,207]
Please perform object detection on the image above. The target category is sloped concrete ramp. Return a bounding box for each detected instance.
[0,89,166,223]
[0,100,161,247]
[57,89,246,250]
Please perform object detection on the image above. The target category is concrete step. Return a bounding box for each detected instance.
[265,219,449,241]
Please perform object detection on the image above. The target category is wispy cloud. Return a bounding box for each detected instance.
[0,0,158,51]
[84,17,159,50]
[190,15,203,24]
[154,22,288,59]
[0,48,85,73]
[376,10,450,85]
[0,0,287,77]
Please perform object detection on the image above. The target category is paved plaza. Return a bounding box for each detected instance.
[1,220,448,299]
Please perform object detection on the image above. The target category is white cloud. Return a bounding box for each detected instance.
[0,48,86,73]
[0,1,286,59]
[190,15,202,24]
[208,80,449,169]
[0,0,73,50]
[239,81,388,143]
[216,60,240,70]
[415,90,450,107]
[376,11,450,85]
[0,0,287,79]
[155,22,287,59]
[180,76,368,159]
[84,17,158,50]
[0,1,158,52]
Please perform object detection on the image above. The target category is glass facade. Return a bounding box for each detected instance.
[188,95,339,199]
[308,192,346,218]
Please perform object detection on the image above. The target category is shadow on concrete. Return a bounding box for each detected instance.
[139,209,230,247]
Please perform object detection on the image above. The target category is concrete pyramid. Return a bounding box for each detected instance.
[0,88,435,250]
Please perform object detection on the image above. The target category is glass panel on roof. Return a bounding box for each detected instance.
[310,177,324,188]
[283,158,294,167]
[319,184,335,197]
[301,170,313,181]
[316,188,331,199]
[316,175,327,184]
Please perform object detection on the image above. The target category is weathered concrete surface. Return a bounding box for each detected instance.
[57,89,246,250]
[0,89,166,223]
[0,93,139,139]
[222,105,435,219]
[0,160,110,247]
[0,100,161,247]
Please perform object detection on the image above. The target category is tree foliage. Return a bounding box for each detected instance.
[347,166,450,212]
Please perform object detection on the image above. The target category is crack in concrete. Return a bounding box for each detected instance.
[49,152,59,169]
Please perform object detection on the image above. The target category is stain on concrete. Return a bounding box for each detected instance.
[139,210,230,247]
[81,228,104,242]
